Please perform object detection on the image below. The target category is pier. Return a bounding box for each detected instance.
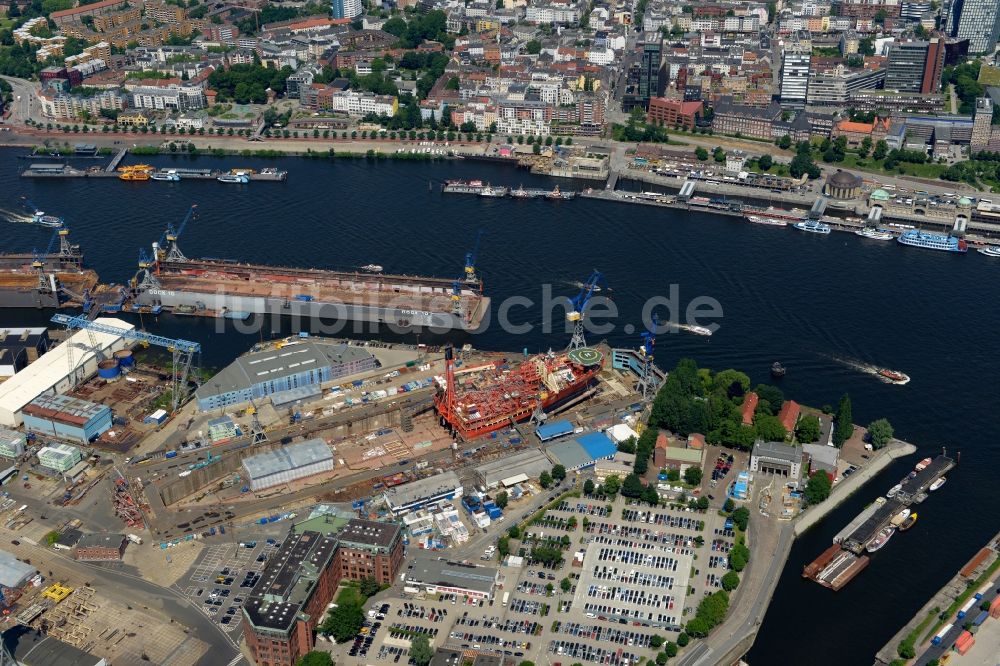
[105,146,128,172]
[20,164,287,181]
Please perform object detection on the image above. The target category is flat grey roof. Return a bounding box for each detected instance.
[385,471,462,509]
[77,533,125,550]
[2,626,103,666]
[475,449,552,485]
[752,440,800,464]
[242,439,332,480]
[803,443,839,471]
[407,554,497,594]
[339,518,401,549]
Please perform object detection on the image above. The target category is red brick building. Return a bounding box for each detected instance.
[243,519,404,666]
[646,98,703,130]
[75,533,126,561]
[740,392,758,426]
[778,400,801,434]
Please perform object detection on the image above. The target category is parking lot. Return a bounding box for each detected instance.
[176,536,283,637]
[329,493,737,666]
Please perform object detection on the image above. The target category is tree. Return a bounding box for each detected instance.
[622,473,644,498]
[833,393,853,447]
[359,577,380,598]
[867,419,894,449]
[560,577,571,593]
[723,498,735,513]
[754,414,787,442]
[411,634,434,666]
[539,471,553,488]
[677,632,690,648]
[664,642,678,658]
[551,465,566,482]
[721,571,740,591]
[754,384,784,416]
[897,640,916,659]
[859,136,872,158]
[795,415,821,443]
[684,466,702,486]
[603,475,620,497]
[731,507,749,531]
[618,437,637,454]
[804,470,832,505]
[695,146,708,161]
[655,652,668,665]
[583,479,595,495]
[508,525,521,539]
[696,496,709,511]
[297,652,334,666]
[729,542,749,572]
[526,39,542,55]
[758,154,773,171]
[713,146,726,162]
[497,536,510,559]
[873,139,888,161]
[495,491,509,509]
[776,134,792,150]
[321,600,364,642]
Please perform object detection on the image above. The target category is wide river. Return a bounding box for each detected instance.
[1,148,998,664]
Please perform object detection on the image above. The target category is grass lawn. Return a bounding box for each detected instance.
[838,153,948,179]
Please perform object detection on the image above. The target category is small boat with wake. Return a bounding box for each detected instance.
[877,368,910,385]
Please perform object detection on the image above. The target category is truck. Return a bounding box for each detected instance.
[126,534,143,545]
[958,597,978,619]
[502,591,510,606]
[165,450,178,459]
[930,623,953,646]
[974,581,992,600]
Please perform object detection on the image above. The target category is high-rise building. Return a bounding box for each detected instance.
[780,45,811,108]
[331,0,362,20]
[972,97,994,150]
[884,39,944,93]
[638,34,664,107]
[947,0,1000,54]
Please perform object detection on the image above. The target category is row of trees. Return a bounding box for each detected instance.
[208,64,293,104]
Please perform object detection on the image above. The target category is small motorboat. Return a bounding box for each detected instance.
[886,483,902,499]
[914,457,932,471]
[866,526,895,553]
[877,368,910,384]
[898,512,917,531]
[771,362,786,378]
[929,477,946,491]
[360,264,383,273]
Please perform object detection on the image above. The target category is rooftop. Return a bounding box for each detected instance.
[752,440,800,465]
[76,533,125,550]
[406,554,498,595]
[2,626,103,666]
[22,394,108,427]
[339,518,402,549]
[243,530,339,632]
[241,439,333,480]
[545,431,617,470]
[474,449,553,486]
[384,471,462,510]
[0,549,37,588]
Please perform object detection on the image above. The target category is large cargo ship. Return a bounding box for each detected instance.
[435,346,604,440]
[897,229,968,253]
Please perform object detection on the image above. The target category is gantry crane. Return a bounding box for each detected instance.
[566,269,604,350]
[133,247,160,291]
[248,399,268,445]
[155,204,197,265]
[637,312,662,399]
[464,230,483,285]
[51,314,201,412]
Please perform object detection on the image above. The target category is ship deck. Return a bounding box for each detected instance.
[843,498,905,555]
[896,455,955,503]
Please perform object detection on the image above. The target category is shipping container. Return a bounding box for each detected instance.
[972,610,989,626]
[955,635,974,655]
[989,596,1000,618]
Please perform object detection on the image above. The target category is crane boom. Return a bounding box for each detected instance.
[567,269,604,350]
[464,229,483,284]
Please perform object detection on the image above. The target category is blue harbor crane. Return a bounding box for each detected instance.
[637,313,663,399]
[133,247,160,291]
[155,204,197,264]
[44,225,76,260]
[566,269,604,350]
[464,230,483,285]
[451,280,463,316]
[51,314,201,412]
[30,249,52,294]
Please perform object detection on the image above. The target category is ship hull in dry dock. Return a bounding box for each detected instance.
[0,288,60,308]
[134,287,490,331]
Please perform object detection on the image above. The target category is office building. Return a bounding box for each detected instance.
[21,394,112,444]
[335,519,405,586]
[885,39,944,93]
[972,97,995,150]
[404,554,498,600]
[36,443,84,473]
[780,45,812,108]
[646,98,702,129]
[947,0,1000,53]
[331,0,362,19]
[0,429,26,459]
[638,34,664,107]
[749,440,803,482]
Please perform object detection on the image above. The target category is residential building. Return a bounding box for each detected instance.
[194,341,377,411]
[946,0,1000,53]
[75,533,126,561]
[21,394,112,444]
[50,0,130,27]
[972,96,994,150]
[646,98,702,129]
[780,43,812,108]
[884,39,944,93]
[36,443,84,473]
[778,400,801,434]
[38,89,126,120]
[711,96,783,139]
[129,83,207,111]
[749,440,803,482]
[325,90,398,117]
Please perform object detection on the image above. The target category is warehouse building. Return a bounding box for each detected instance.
[384,471,463,516]
[21,394,112,444]
[0,429,26,459]
[36,443,84,474]
[403,554,498,600]
[545,432,618,471]
[750,440,803,482]
[242,439,334,491]
[475,449,553,490]
[0,550,37,589]
[75,533,126,561]
[194,341,377,411]
[0,318,133,427]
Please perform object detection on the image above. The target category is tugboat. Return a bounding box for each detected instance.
[898,512,918,531]
[771,362,786,378]
[877,368,910,385]
[866,526,895,553]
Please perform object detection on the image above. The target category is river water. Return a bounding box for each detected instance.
[1,148,998,664]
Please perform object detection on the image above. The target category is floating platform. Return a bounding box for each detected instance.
[21,165,287,181]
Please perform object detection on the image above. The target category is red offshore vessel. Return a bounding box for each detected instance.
[435,346,604,441]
